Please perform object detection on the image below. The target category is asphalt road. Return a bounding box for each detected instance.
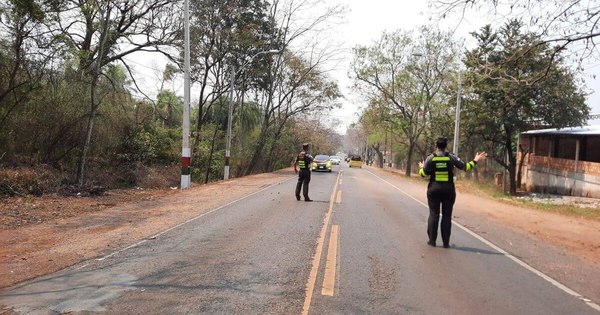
[1,164,599,314]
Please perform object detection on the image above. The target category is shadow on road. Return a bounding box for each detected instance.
[451,246,503,255]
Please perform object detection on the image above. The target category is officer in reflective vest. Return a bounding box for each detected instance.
[294,143,314,202]
[418,137,487,248]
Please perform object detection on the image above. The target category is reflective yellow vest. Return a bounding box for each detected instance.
[431,153,452,182]
[297,151,308,169]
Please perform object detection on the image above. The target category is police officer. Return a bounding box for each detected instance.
[294,143,314,202]
[418,137,487,248]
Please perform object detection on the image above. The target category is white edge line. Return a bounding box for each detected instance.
[96,176,295,261]
[366,169,600,312]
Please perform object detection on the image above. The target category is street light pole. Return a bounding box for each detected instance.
[453,69,461,156]
[180,0,191,189]
[223,49,280,180]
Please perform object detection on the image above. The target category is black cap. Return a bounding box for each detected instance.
[435,137,448,149]
[302,143,309,149]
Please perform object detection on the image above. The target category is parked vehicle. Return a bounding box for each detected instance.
[311,154,332,172]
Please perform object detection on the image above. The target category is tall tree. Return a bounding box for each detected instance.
[46,0,181,185]
[243,0,344,175]
[352,26,458,175]
[464,20,589,194]
[433,0,600,67]
[0,0,51,132]
[187,0,275,179]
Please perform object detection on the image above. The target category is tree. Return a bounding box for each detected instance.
[0,0,51,133]
[155,90,183,128]
[464,20,589,194]
[243,0,344,175]
[352,26,458,176]
[433,0,600,67]
[261,51,342,172]
[45,0,181,185]
[187,0,275,179]
[357,98,391,168]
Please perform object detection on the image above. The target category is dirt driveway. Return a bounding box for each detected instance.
[1,168,599,291]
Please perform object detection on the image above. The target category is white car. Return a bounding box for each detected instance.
[329,156,341,165]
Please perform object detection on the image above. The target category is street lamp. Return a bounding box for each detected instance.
[224,49,280,180]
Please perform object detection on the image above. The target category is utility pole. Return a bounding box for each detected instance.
[453,70,461,156]
[180,0,191,189]
[224,65,235,180]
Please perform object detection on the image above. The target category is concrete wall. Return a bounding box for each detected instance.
[523,155,600,198]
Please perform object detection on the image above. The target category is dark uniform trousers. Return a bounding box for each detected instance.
[295,168,311,199]
[427,181,456,245]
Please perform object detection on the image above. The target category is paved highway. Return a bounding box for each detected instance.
[1,164,599,314]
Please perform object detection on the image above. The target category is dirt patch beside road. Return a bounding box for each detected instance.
[1,167,599,292]
[0,171,295,289]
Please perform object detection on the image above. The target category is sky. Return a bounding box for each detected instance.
[124,0,600,134]
[326,0,600,132]
[325,0,431,132]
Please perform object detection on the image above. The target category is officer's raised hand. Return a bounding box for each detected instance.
[418,161,424,168]
[474,152,488,162]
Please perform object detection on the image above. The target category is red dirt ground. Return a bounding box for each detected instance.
[1,168,599,291]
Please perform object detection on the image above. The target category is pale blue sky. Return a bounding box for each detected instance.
[125,1,600,132]
[328,0,600,131]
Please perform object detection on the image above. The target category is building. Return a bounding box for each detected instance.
[519,125,600,198]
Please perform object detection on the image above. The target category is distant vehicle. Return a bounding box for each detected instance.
[311,154,332,172]
[330,156,341,165]
[348,155,363,168]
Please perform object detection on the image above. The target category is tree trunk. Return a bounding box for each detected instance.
[265,121,288,172]
[265,136,277,172]
[405,142,415,176]
[77,76,100,186]
[372,143,383,168]
[508,148,517,195]
[516,145,529,189]
[76,5,111,186]
[245,108,271,175]
[204,127,219,184]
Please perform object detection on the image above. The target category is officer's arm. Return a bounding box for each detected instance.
[419,156,433,177]
[293,156,299,172]
[452,154,476,171]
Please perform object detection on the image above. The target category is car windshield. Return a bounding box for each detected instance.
[314,155,329,161]
[330,156,340,160]
[350,155,362,161]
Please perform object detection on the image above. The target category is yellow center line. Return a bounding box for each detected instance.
[321,224,339,296]
[301,172,341,315]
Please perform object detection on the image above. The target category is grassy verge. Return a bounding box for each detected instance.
[456,179,600,222]
[370,165,600,221]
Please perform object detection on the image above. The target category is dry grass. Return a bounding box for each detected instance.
[456,179,600,222]
[376,166,600,222]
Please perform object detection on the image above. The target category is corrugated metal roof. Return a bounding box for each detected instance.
[521,125,600,135]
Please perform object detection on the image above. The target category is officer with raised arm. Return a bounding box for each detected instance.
[418,137,487,248]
